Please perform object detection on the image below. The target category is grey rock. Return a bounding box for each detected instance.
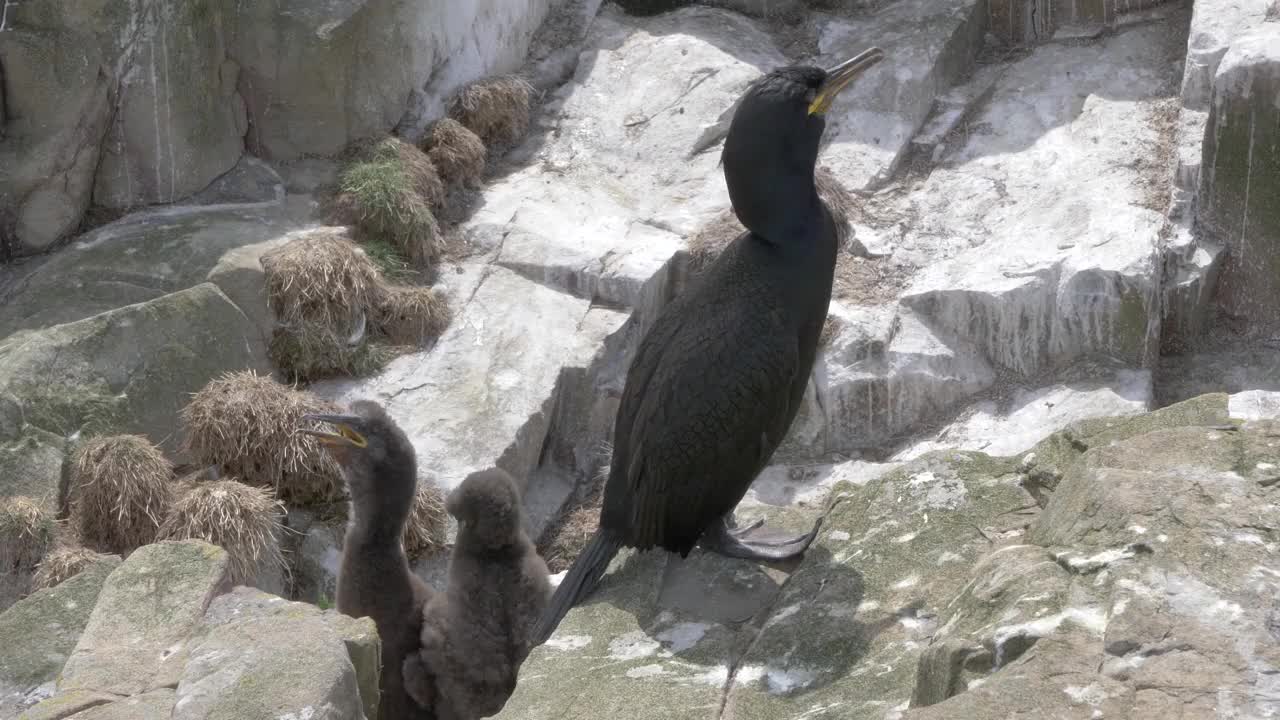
[0,204,306,342]
[988,0,1056,45]
[0,426,66,510]
[0,283,273,458]
[503,399,1278,719]
[1228,389,1280,420]
[817,0,987,190]
[229,0,558,160]
[1196,24,1280,331]
[895,24,1177,378]
[786,309,996,456]
[187,157,285,207]
[65,689,175,720]
[59,541,231,697]
[311,266,626,542]
[1158,221,1224,354]
[173,587,375,720]
[0,555,120,718]
[1179,0,1272,110]
[91,0,245,209]
[0,0,245,255]
[469,5,784,312]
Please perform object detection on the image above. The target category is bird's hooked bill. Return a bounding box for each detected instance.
[298,414,368,448]
[809,46,886,116]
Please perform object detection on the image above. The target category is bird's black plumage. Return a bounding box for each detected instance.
[300,400,434,720]
[531,48,884,646]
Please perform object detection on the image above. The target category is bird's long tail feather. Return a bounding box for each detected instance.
[530,530,621,646]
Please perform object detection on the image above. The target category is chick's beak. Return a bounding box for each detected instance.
[297,414,368,449]
[808,46,886,116]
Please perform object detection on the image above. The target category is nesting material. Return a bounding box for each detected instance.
[425,118,487,188]
[372,285,452,345]
[181,370,344,505]
[402,482,449,559]
[261,229,381,331]
[686,208,744,276]
[386,138,446,210]
[447,75,535,145]
[0,496,54,576]
[269,323,394,384]
[814,165,855,246]
[158,480,286,585]
[33,545,115,590]
[70,435,172,555]
[337,138,445,267]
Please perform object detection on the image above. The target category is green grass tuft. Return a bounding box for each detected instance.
[337,139,443,268]
[359,237,416,282]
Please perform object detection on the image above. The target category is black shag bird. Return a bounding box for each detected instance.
[530,47,885,646]
[299,401,434,720]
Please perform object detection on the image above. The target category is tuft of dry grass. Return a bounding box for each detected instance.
[402,482,449,559]
[337,138,445,268]
[269,323,397,384]
[181,371,345,505]
[833,252,912,306]
[447,75,536,146]
[539,502,601,574]
[425,118,487,188]
[372,285,452,345]
[261,229,381,331]
[686,208,744,277]
[158,480,286,586]
[815,165,855,246]
[70,436,172,556]
[390,139,446,211]
[0,497,54,576]
[33,545,116,590]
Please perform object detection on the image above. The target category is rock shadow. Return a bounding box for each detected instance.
[572,542,889,697]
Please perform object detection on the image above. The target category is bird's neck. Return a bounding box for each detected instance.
[347,502,410,548]
[735,180,822,247]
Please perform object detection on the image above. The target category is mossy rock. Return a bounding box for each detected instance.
[0,283,272,457]
[0,554,120,696]
[1019,392,1231,500]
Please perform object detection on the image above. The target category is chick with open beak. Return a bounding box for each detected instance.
[297,400,434,719]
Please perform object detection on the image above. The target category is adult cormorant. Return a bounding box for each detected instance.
[299,401,434,720]
[531,47,885,646]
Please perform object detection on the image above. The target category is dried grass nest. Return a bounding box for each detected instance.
[269,323,398,384]
[158,480,286,585]
[402,482,449,559]
[334,138,445,268]
[181,370,344,505]
[447,75,536,146]
[261,228,381,331]
[70,435,173,555]
[372,284,452,346]
[0,496,54,575]
[33,545,116,590]
[424,118,487,188]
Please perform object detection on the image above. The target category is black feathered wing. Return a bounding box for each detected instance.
[603,280,800,555]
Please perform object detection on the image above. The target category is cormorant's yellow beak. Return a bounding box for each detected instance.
[808,47,885,116]
[298,414,368,448]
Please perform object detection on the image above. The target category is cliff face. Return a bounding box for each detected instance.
[3,1,1280,717]
[0,0,559,256]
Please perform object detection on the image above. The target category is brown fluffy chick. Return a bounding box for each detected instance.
[300,400,433,720]
[402,468,551,720]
